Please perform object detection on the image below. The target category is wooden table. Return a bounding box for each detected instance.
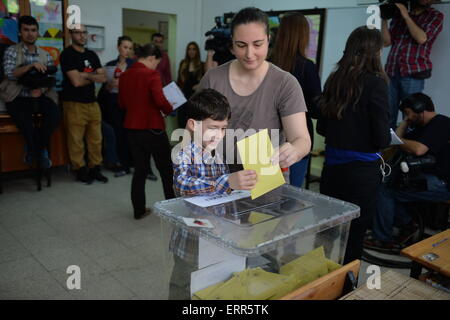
[401,229,450,279]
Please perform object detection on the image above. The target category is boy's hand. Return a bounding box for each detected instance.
[228,170,257,191]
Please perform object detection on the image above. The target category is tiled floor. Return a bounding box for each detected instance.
[0,166,411,300]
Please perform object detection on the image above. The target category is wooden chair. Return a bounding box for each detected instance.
[0,114,52,193]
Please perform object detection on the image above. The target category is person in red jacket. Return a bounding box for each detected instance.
[119,43,175,220]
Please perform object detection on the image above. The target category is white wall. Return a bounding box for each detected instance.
[425,3,450,117]
[69,0,203,68]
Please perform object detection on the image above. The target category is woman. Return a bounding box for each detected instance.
[176,42,205,128]
[98,36,134,176]
[271,12,322,188]
[119,43,175,220]
[317,26,391,264]
[198,7,311,174]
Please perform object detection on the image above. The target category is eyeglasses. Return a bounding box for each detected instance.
[71,31,88,35]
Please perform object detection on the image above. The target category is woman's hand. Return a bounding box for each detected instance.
[107,78,119,91]
[272,142,304,168]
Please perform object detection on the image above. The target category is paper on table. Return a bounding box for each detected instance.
[236,129,285,200]
[183,190,251,208]
[390,129,404,145]
[163,81,187,110]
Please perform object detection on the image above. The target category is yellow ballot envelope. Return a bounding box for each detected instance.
[236,129,285,199]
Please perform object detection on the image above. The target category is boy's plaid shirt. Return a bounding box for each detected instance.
[170,141,232,262]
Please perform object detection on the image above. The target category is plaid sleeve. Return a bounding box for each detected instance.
[173,145,232,196]
[3,46,18,80]
[424,11,444,41]
[173,160,230,196]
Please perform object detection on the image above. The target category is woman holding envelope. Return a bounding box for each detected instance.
[198,7,311,176]
[98,36,134,176]
[119,43,175,220]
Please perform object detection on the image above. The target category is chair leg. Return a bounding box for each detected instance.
[46,167,51,187]
[36,165,42,192]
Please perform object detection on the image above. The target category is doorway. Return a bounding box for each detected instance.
[122,8,177,78]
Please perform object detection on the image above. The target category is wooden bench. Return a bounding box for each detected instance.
[401,229,450,279]
[0,113,68,193]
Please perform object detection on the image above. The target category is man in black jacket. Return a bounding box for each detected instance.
[367,93,450,250]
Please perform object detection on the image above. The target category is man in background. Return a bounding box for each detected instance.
[151,32,172,86]
[382,0,443,129]
[60,24,108,184]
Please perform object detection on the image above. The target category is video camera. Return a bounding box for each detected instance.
[18,65,57,90]
[396,154,437,191]
[205,13,235,66]
[378,0,417,19]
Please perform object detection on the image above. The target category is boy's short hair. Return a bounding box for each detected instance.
[187,89,231,122]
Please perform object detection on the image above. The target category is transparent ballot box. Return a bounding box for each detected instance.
[154,185,360,300]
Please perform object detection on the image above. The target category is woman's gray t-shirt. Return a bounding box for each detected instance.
[197,61,307,170]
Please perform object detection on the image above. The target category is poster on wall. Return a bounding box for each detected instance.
[0,0,19,45]
[31,0,64,91]
[30,0,63,24]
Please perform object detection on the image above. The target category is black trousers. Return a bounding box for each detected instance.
[320,160,382,264]
[102,93,132,169]
[6,96,61,156]
[128,129,175,217]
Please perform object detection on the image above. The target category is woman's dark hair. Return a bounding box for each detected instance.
[187,89,231,122]
[178,42,204,88]
[135,43,162,59]
[230,7,270,37]
[399,93,435,113]
[117,35,133,47]
[18,15,39,32]
[272,12,310,73]
[319,26,388,120]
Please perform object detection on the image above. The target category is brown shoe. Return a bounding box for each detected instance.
[134,208,152,220]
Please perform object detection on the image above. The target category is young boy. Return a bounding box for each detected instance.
[169,89,257,299]
[173,88,257,196]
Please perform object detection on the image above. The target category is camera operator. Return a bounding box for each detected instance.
[204,15,235,71]
[365,93,450,250]
[1,15,60,169]
[382,0,444,129]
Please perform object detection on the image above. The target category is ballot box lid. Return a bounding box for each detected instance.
[153,185,360,257]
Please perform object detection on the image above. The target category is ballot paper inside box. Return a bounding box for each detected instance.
[153,185,360,300]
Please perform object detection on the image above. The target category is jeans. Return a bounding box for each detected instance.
[372,174,450,242]
[289,155,310,188]
[389,72,425,129]
[128,129,175,217]
[6,96,61,156]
